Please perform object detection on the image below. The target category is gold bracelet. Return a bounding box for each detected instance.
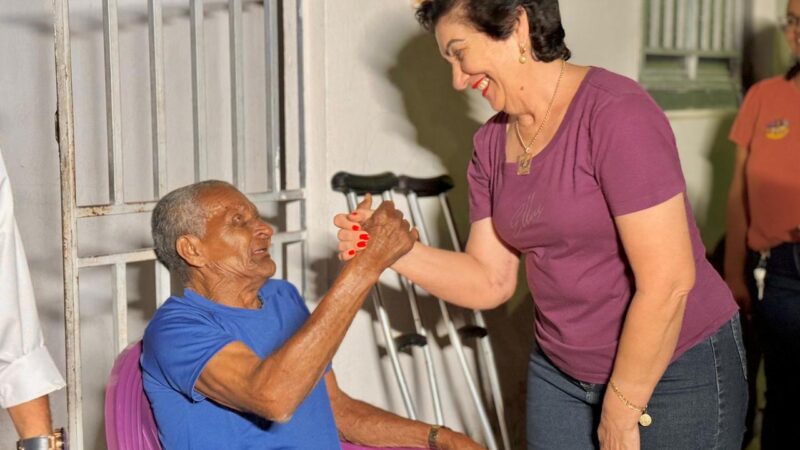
[609,381,653,427]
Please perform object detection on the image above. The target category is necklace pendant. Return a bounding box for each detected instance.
[517,153,533,175]
[639,412,653,427]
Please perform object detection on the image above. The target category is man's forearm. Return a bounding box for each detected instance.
[7,395,52,439]
[334,395,430,448]
[249,259,381,418]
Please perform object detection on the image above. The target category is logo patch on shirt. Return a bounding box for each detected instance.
[765,118,790,140]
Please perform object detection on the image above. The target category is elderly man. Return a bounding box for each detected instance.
[141,180,483,450]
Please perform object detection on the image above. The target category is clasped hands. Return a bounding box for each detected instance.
[334,194,417,269]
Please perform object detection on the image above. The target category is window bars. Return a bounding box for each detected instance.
[52,1,305,448]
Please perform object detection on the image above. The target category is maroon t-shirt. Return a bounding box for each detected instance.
[467,67,737,383]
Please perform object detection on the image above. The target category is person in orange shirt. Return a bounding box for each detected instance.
[726,1,800,448]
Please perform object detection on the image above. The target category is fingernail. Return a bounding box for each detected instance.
[350,212,359,217]
[357,241,367,248]
[352,225,360,231]
[359,233,369,240]
[348,250,355,256]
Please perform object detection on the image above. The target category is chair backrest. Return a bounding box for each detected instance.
[105,340,162,450]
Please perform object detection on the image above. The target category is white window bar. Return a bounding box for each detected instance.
[712,0,724,51]
[266,0,281,192]
[700,0,712,50]
[662,0,675,49]
[724,0,736,51]
[148,0,168,198]
[53,0,83,445]
[191,0,208,181]
[230,0,246,189]
[54,1,306,448]
[103,0,124,204]
[685,0,699,51]
[648,0,662,48]
[111,262,128,355]
[675,0,686,50]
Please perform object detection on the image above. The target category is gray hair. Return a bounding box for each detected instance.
[151,180,234,281]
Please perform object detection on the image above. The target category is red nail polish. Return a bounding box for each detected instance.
[357,241,367,248]
[348,250,355,256]
[359,234,369,240]
[352,225,360,231]
[350,212,358,217]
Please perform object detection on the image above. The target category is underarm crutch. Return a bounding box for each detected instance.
[331,171,443,424]
[397,174,508,450]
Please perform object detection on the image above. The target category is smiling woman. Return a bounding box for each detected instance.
[334,1,748,449]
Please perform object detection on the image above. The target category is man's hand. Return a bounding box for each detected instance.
[356,199,417,270]
[438,428,487,450]
[597,391,641,450]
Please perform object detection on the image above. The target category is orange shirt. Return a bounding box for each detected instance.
[730,76,800,251]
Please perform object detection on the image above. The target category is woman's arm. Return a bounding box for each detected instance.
[334,196,520,310]
[598,192,696,448]
[724,146,751,318]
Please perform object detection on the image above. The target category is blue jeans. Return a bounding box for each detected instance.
[526,315,747,449]
[747,243,800,450]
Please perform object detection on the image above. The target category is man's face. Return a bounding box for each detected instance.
[196,186,276,282]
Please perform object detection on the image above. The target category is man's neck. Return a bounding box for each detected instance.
[186,272,265,309]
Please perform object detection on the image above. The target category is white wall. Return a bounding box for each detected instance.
[1,0,788,447]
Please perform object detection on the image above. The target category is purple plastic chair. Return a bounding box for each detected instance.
[104,340,421,450]
[105,341,162,450]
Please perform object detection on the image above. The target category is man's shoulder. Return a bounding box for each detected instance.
[144,296,216,339]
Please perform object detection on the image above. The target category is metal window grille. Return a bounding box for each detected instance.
[52,1,306,448]
[642,0,745,109]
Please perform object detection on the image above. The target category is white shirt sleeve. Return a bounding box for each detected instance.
[0,150,66,408]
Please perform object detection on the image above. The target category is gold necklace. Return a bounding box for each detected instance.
[515,59,566,175]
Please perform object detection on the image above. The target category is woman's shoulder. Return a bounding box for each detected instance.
[746,75,790,97]
[583,67,649,99]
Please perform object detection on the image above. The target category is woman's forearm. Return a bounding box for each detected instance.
[607,288,689,408]
[391,241,518,310]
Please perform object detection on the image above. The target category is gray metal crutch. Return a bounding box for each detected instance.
[398,174,509,450]
[331,172,443,423]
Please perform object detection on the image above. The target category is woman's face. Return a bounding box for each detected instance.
[434,11,523,112]
[785,0,800,57]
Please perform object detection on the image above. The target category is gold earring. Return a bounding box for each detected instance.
[519,45,528,64]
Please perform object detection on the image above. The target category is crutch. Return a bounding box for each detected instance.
[397,174,508,450]
[331,171,444,424]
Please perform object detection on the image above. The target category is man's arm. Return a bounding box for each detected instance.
[194,201,417,422]
[326,371,485,450]
[7,396,52,439]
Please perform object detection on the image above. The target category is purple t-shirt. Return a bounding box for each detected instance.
[468,67,737,383]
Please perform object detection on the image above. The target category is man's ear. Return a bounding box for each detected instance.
[176,235,206,268]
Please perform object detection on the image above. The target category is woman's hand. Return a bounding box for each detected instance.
[597,391,641,450]
[332,193,376,261]
[725,273,752,321]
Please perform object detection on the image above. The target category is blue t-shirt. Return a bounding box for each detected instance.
[141,279,340,449]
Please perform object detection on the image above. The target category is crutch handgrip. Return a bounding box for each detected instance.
[394,332,428,353]
[331,171,399,195]
[397,175,454,197]
[458,324,489,340]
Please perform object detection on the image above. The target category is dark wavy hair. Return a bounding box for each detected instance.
[415,0,571,62]
[786,61,800,81]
